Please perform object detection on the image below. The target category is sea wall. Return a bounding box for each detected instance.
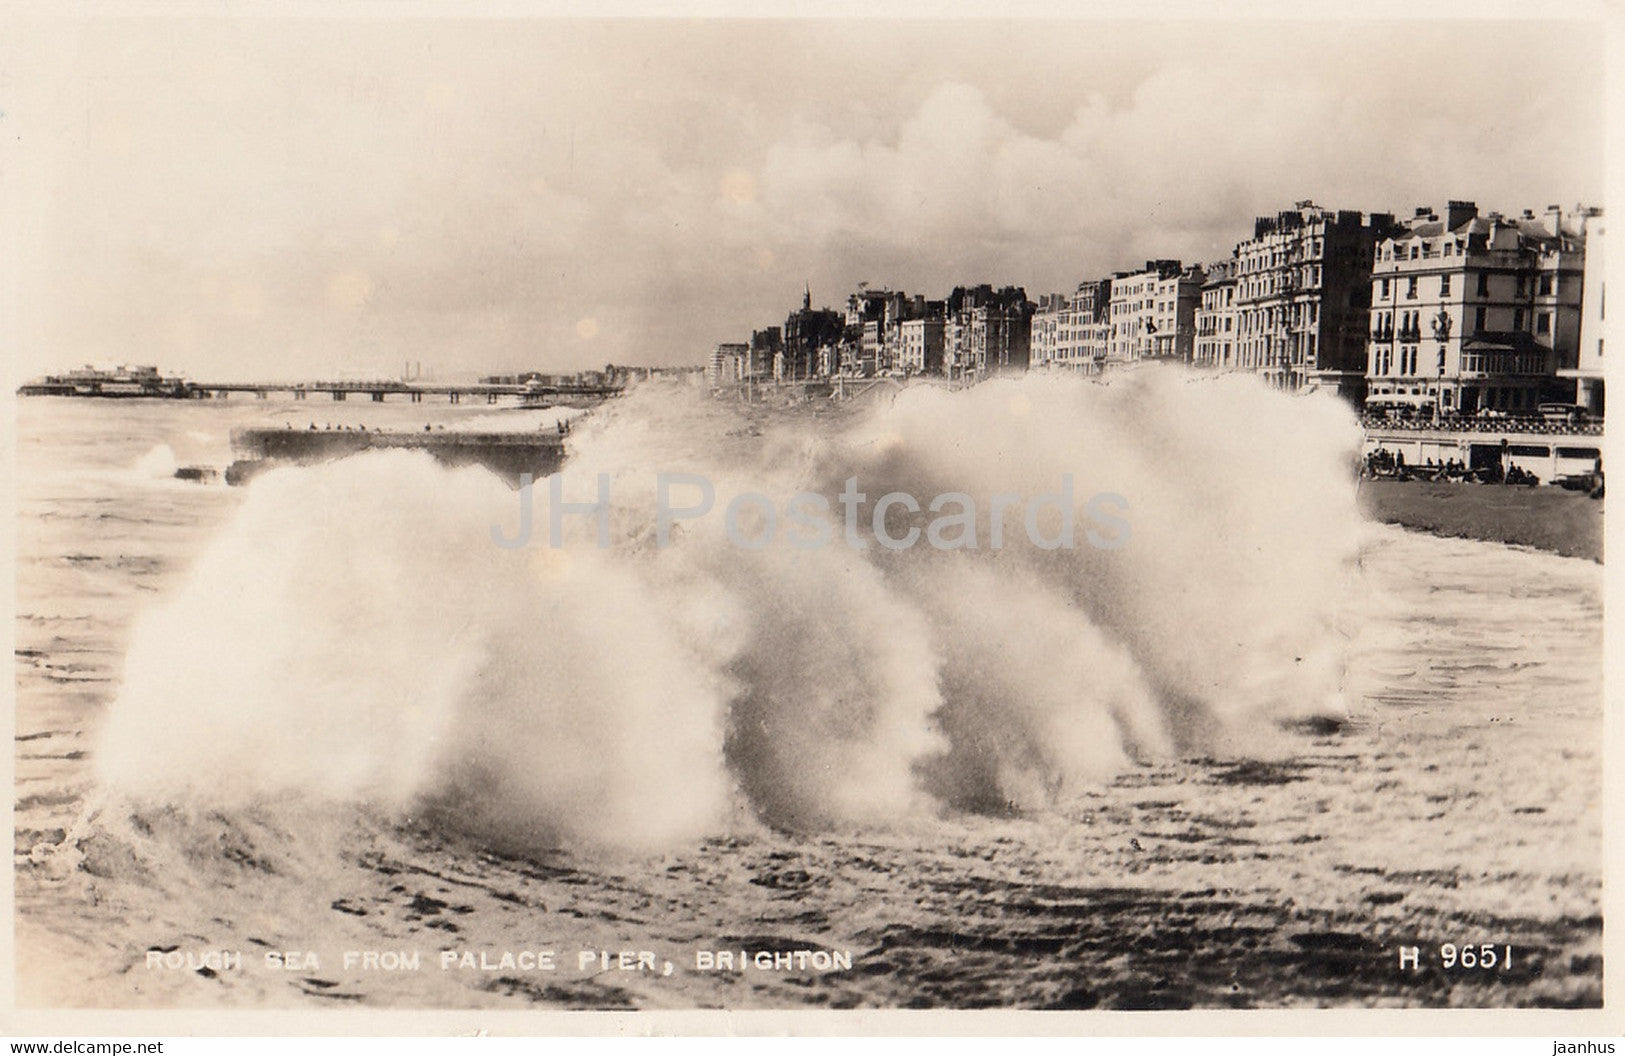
[227,428,566,485]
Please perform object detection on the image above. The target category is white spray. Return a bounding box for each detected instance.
[95,368,1366,853]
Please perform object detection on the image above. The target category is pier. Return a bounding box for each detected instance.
[182,380,622,404]
[15,364,627,404]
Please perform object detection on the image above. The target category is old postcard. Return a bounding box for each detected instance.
[3,3,1620,1038]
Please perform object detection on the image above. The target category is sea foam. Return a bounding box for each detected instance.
[95,368,1366,853]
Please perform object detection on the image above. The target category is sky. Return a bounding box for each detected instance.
[2,16,1607,382]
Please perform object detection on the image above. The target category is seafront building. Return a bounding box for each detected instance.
[1365,201,1587,416]
[749,327,782,382]
[713,198,1605,417]
[781,288,845,381]
[837,286,945,376]
[1030,294,1066,370]
[898,314,946,375]
[1233,200,1396,402]
[944,285,1034,381]
[1107,262,1168,365]
[1193,259,1238,370]
[1033,280,1114,374]
[1107,261,1201,367]
[1062,279,1114,373]
[844,286,892,375]
[1159,266,1205,362]
[1563,210,1605,415]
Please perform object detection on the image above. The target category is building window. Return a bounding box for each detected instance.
[1477,273,1489,297]
[1440,274,1451,296]
[1514,308,1524,330]
[1380,278,1390,299]
[1407,277,1418,299]
[1475,306,1486,330]
[1538,312,1551,334]
[1539,274,1553,296]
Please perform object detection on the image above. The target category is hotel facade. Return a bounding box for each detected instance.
[1365,202,1589,416]
[1193,259,1237,370]
[1231,201,1395,401]
[1107,261,1201,367]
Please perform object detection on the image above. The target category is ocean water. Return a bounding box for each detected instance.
[12,375,1603,1009]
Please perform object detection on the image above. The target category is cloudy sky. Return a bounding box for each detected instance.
[3,16,1605,381]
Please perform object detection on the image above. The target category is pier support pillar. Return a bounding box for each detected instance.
[255,390,267,400]
[294,389,306,400]
[487,393,497,404]
[371,391,385,402]
[450,392,460,404]
[410,391,422,403]
[333,391,346,401]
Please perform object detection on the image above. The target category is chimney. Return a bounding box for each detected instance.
[1546,204,1564,235]
[1445,200,1479,229]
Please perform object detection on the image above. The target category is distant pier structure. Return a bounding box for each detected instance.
[18,363,698,403]
[181,379,622,404]
[17,368,627,404]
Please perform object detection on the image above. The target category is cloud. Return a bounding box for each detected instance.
[752,52,1600,300]
[5,19,1603,380]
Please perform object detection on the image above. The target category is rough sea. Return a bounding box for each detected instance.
[12,373,1603,1009]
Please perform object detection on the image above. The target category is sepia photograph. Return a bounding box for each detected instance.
[3,4,1618,1033]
